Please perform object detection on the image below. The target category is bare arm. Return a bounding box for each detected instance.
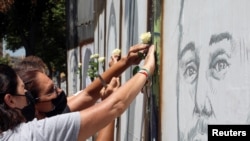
[95,54,121,141]
[77,44,155,141]
[95,119,115,141]
[67,44,150,111]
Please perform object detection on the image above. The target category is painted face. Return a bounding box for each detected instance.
[177,0,250,140]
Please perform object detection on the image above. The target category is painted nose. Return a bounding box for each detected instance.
[194,69,213,118]
[191,70,214,140]
[194,97,213,118]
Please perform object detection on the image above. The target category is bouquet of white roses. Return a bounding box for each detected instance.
[87,54,105,81]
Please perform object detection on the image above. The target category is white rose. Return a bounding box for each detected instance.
[98,57,105,63]
[112,48,121,56]
[90,53,99,59]
[140,32,151,44]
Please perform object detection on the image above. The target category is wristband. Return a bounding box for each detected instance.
[97,74,107,87]
[138,68,150,79]
[138,71,148,78]
[140,68,150,77]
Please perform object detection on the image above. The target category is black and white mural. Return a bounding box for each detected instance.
[162,0,250,140]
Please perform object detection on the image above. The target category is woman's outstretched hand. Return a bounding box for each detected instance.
[126,44,150,65]
[142,44,155,76]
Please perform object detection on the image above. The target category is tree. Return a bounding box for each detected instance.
[0,56,11,65]
[0,0,14,13]
[0,0,66,77]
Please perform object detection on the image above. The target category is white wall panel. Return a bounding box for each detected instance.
[80,43,94,88]
[119,0,148,141]
[67,48,80,96]
[162,0,250,141]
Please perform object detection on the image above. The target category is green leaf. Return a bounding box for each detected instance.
[133,66,140,76]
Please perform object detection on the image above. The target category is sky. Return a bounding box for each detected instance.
[4,47,25,57]
[2,40,26,57]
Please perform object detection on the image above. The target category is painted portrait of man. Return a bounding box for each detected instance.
[176,0,250,140]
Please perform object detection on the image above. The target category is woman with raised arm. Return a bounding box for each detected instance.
[0,44,155,141]
[13,44,150,119]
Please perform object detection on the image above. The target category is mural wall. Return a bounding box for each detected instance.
[119,0,148,141]
[67,48,80,95]
[67,0,250,140]
[80,43,94,89]
[67,0,161,141]
[162,0,250,141]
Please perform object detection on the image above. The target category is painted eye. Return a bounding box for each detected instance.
[211,59,230,80]
[183,63,198,83]
[185,66,197,77]
[213,60,229,72]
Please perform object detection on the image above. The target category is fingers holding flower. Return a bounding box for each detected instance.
[140,32,152,44]
[109,48,121,67]
[138,32,152,59]
[126,44,150,65]
[112,48,121,57]
[126,32,152,65]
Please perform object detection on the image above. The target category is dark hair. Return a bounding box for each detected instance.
[0,64,18,97]
[0,64,25,133]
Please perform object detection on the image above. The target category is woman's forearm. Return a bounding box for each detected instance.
[78,72,148,140]
[85,57,129,94]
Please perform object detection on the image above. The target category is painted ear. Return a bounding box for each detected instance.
[4,93,16,108]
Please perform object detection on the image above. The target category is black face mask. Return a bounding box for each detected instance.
[18,92,36,122]
[45,90,68,117]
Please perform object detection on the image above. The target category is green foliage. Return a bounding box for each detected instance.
[0,56,11,65]
[0,0,67,74]
[87,54,105,81]
[87,59,99,81]
[133,66,140,76]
